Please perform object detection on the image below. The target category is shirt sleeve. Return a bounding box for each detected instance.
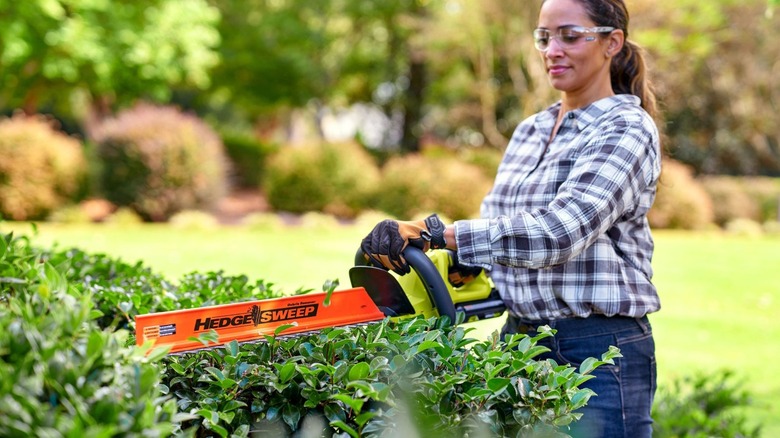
[455,113,660,270]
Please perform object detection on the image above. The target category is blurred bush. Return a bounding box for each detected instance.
[103,207,144,226]
[697,175,780,228]
[168,210,220,230]
[264,141,380,218]
[376,154,491,220]
[724,218,764,237]
[92,103,228,221]
[739,177,780,223]
[220,130,279,188]
[456,147,504,181]
[240,212,286,230]
[648,159,714,230]
[700,176,761,226]
[652,370,761,438]
[0,114,87,220]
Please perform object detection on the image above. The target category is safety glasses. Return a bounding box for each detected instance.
[533,26,615,51]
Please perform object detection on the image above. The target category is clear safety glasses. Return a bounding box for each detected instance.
[533,26,615,52]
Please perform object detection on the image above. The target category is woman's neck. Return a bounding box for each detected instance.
[560,80,615,114]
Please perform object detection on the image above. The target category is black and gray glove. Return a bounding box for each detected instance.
[360,214,447,275]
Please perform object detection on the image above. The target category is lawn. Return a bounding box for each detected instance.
[3,221,779,436]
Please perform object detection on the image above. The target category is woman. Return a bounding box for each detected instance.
[361,0,661,436]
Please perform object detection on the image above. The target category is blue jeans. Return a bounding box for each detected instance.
[502,314,657,438]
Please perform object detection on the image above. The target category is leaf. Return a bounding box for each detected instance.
[223,400,248,412]
[282,404,302,430]
[208,422,228,438]
[416,340,442,354]
[331,394,364,413]
[41,262,67,296]
[355,411,377,427]
[274,322,298,336]
[196,409,219,425]
[189,329,220,346]
[168,362,186,375]
[279,362,296,384]
[324,403,346,424]
[218,410,235,425]
[487,377,511,393]
[119,301,134,314]
[87,331,104,359]
[146,345,171,363]
[348,362,370,381]
[370,382,391,401]
[219,378,237,389]
[205,367,225,381]
[329,420,359,438]
[322,278,339,306]
[327,328,346,340]
[570,388,594,410]
[579,357,600,375]
[345,380,373,395]
[602,345,623,362]
[226,340,239,357]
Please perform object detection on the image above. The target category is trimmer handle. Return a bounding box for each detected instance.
[355,246,457,324]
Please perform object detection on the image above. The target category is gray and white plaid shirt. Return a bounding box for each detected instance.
[454,95,661,320]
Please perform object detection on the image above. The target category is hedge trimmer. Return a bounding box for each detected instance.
[135,247,506,354]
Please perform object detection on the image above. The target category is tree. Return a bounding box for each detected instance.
[632,0,780,175]
[0,0,220,120]
[409,0,554,149]
[205,0,333,116]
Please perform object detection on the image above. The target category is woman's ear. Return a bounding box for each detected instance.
[606,29,625,57]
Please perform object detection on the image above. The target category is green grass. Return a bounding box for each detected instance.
[3,222,779,436]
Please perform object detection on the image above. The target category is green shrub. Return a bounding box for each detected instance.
[0,233,182,436]
[1,232,622,437]
[164,318,620,437]
[264,141,380,218]
[43,247,284,329]
[376,154,491,220]
[221,130,279,188]
[92,103,228,222]
[648,159,714,229]
[652,370,761,438]
[0,114,87,220]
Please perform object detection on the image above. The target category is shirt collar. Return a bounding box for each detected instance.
[535,94,641,132]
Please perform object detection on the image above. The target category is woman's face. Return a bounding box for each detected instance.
[537,0,617,101]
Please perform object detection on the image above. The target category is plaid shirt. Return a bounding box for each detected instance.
[454,95,661,320]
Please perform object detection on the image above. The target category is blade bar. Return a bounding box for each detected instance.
[135,287,385,354]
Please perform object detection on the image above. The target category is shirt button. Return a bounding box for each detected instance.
[568,113,575,119]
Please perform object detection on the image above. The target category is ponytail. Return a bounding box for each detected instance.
[573,0,659,121]
[611,39,658,121]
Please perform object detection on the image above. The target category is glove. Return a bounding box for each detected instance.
[361,214,447,275]
[446,250,483,288]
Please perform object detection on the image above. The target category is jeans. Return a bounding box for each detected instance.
[502,314,657,438]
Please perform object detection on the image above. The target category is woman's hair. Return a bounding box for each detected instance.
[548,0,659,120]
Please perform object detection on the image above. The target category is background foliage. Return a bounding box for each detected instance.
[1,0,778,174]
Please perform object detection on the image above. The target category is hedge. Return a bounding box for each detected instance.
[0,232,617,437]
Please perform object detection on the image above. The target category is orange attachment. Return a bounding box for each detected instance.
[135,288,385,354]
